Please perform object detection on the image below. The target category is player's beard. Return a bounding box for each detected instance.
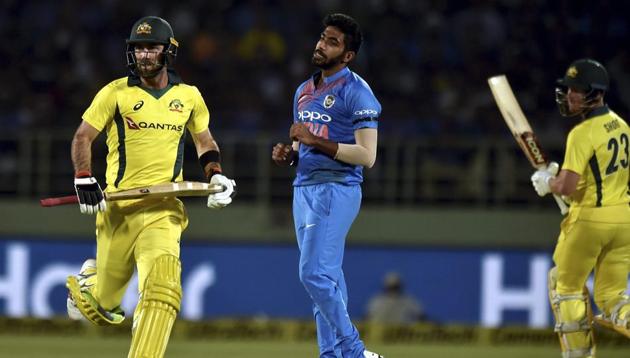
[311,50,344,70]
[136,57,164,78]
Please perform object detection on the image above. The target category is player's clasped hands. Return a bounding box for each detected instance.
[207,174,236,209]
[74,173,107,215]
[272,143,295,166]
[290,123,316,146]
[530,162,559,197]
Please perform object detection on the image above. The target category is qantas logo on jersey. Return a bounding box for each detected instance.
[298,110,332,123]
[139,122,183,131]
[124,117,183,131]
[125,117,140,130]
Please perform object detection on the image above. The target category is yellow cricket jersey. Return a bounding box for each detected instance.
[562,106,630,208]
[82,71,209,192]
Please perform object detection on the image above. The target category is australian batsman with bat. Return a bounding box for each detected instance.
[65,16,235,358]
[531,59,630,357]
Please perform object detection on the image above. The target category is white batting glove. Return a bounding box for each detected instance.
[530,162,559,197]
[207,174,236,209]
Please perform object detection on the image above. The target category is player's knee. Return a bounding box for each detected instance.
[550,292,590,331]
[142,254,182,311]
[299,270,334,301]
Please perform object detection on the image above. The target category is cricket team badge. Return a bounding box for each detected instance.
[136,22,152,35]
[168,99,184,112]
[323,94,335,109]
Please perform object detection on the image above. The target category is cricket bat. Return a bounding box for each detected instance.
[487,75,569,215]
[40,181,224,207]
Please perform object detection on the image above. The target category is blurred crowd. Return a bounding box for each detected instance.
[2,0,630,140]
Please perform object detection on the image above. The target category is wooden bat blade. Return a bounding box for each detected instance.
[106,181,224,200]
[488,74,568,215]
[488,75,533,135]
[40,181,224,207]
[488,75,547,168]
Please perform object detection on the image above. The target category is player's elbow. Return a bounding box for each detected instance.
[364,155,376,169]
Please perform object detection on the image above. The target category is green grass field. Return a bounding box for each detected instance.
[1,334,629,358]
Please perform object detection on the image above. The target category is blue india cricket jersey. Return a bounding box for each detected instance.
[292,67,381,186]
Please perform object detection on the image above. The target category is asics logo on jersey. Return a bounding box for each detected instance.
[298,110,332,123]
[354,109,378,116]
[133,100,144,111]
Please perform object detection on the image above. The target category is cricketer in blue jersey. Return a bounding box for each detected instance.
[272,14,382,358]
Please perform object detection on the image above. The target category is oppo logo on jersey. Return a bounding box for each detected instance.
[298,110,332,123]
[354,109,378,117]
[138,121,183,131]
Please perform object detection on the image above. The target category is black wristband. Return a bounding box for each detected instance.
[199,150,221,169]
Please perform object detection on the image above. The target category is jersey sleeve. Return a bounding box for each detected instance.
[562,125,593,175]
[82,83,117,131]
[347,83,381,131]
[186,86,210,134]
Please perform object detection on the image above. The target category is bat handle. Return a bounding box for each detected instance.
[552,194,569,215]
[40,195,78,207]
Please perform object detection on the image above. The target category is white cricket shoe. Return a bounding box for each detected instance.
[364,349,384,358]
[66,258,96,320]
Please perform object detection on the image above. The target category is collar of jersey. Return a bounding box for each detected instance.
[584,105,609,120]
[127,67,183,87]
[316,66,350,85]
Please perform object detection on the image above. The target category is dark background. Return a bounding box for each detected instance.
[1,0,629,204]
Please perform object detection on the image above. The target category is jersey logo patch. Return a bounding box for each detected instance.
[125,117,140,130]
[133,100,144,111]
[169,99,184,112]
[323,94,335,108]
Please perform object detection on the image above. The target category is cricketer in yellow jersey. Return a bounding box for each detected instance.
[531,59,630,358]
[66,16,236,358]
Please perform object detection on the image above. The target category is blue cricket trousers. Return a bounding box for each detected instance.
[293,183,365,358]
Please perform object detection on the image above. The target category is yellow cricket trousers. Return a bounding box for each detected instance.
[553,204,630,314]
[92,198,188,310]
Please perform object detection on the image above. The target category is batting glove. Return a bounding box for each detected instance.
[207,174,236,209]
[74,172,107,214]
[531,162,559,197]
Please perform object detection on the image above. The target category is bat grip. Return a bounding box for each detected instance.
[552,194,569,215]
[40,195,78,207]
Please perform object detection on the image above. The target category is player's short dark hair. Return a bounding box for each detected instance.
[323,13,362,54]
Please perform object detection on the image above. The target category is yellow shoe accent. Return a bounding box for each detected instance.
[66,275,125,326]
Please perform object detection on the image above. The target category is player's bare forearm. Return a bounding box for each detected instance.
[192,129,222,178]
[71,138,91,173]
[335,128,377,168]
[549,169,579,196]
[310,136,339,158]
[290,123,338,157]
[71,121,100,174]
